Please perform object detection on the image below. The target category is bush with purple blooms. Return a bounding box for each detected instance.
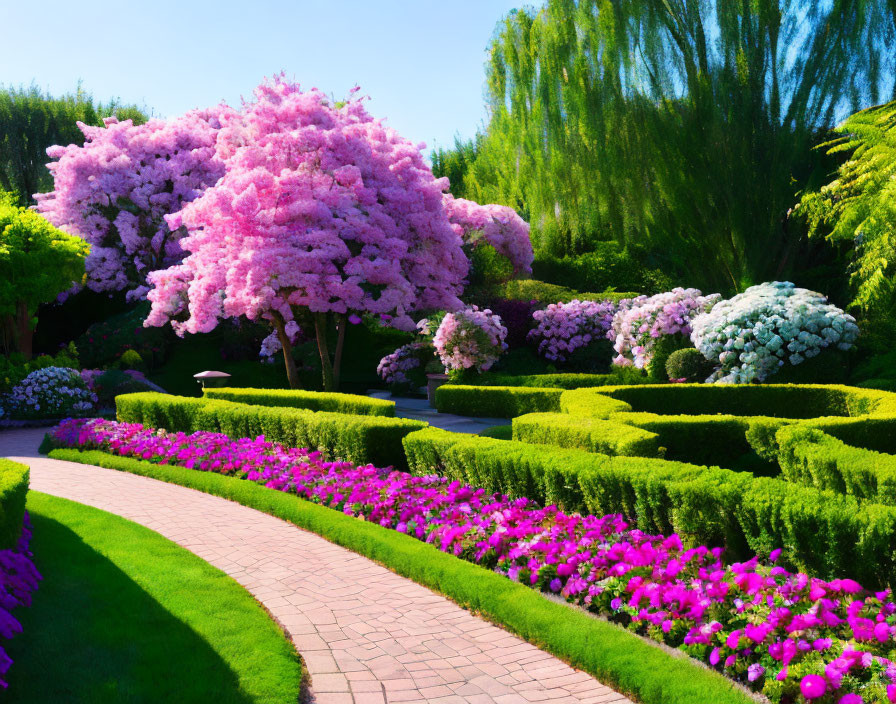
[0,513,42,689]
[49,417,896,704]
[377,342,433,390]
[5,367,96,420]
[610,288,721,371]
[528,299,616,364]
[433,306,508,374]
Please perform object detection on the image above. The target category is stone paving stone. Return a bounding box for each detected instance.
[1,428,633,704]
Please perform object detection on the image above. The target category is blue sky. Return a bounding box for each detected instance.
[2,0,523,153]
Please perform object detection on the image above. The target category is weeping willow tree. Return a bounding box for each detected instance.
[800,101,896,345]
[452,0,896,293]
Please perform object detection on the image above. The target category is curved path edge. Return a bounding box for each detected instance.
[1,428,630,704]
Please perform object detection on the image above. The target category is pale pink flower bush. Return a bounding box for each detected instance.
[35,112,228,300]
[442,194,533,277]
[377,341,432,386]
[433,306,507,373]
[50,417,896,703]
[528,299,616,362]
[611,288,721,369]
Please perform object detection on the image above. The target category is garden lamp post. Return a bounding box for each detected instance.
[193,370,231,390]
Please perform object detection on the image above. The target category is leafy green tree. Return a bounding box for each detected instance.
[0,195,89,358]
[447,0,896,293]
[800,101,896,346]
[0,84,148,205]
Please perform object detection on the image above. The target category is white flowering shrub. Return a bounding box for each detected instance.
[690,281,860,383]
[6,367,97,419]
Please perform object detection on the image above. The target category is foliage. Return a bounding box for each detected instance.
[36,110,227,300]
[611,288,720,370]
[532,245,675,296]
[115,392,425,468]
[81,368,157,408]
[7,493,300,703]
[5,367,95,419]
[478,297,540,350]
[75,301,172,371]
[442,2,896,292]
[528,298,615,365]
[442,193,533,278]
[0,343,79,394]
[433,306,508,375]
[377,341,432,391]
[471,368,650,389]
[691,282,860,383]
[55,417,896,703]
[512,412,660,457]
[434,385,562,417]
[0,198,89,358]
[0,84,147,206]
[496,278,638,305]
[666,348,714,383]
[50,448,755,704]
[202,387,395,416]
[0,459,29,551]
[0,509,39,689]
[800,101,896,345]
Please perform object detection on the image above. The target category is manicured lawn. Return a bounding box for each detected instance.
[4,492,301,704]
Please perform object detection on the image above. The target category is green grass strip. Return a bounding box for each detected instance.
[47,447,753,704]
[5,491,301,704]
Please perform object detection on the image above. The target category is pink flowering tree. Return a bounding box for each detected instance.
[35,111,228,300]
[145,77,469,390]
[442,194,532,281]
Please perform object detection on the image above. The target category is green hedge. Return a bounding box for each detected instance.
[402,429,896,589]
[0,458,28,550]
[512,413,660,457]
[435,385,562,417]
[471,371,650,389]
[48,447,752,704]
[560,388,633,418]
[203,387,394,416]
[778,426,896,505]
[498,278,638,305]
[116,392,425,468]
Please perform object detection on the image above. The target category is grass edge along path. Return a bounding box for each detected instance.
[5,490,302,704]
[47,447,754,704]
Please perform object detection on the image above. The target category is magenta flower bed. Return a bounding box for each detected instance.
[0,514,41,689]
[51,418,896,703]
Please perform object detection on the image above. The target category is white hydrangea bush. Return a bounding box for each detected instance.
[690,282,860,383]
[6,367,97,419]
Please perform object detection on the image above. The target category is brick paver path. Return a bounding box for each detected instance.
[1,428,631,704]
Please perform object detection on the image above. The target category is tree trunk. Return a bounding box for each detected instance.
[332,314,347,390]
[314,313,336,391]
[271,316,301,389]
[15,301,32,360]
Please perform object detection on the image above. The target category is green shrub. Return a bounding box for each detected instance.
[116,392,423,468]
[479,425,513,439]
[76,301,172,371]
[203,387,395,416]
[498,278,638,305]
[118,349,145,371]
[512,413,660,457]
[435,385,563,417]
[473,368,649,389]
[665,348,714,382]
[401,429,896,588]
[532,245,674,296]
[0,458,28,549]
[777,426,896,505]
[0,342,79,394]
[559,388,633,418]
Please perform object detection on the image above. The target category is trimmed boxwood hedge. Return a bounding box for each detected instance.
[777,425,896,505]
[470,371,651,390]
[47,446,754,704]
[512,412,660,457]
[0,458,28,550]
[116,392,425,468]
[203,388,395,416]
[402,428,896,589]
[434,385,562,417]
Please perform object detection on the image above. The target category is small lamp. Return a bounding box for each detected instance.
[193,370,232,390]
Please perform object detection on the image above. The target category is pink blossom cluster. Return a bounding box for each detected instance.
[50,417,896,703]
[528,299,616,362]
[36,112,228,300]
[432,306,507,372]
[610,288,721,368]
[259,320,301,360]
[377,341,432,385]
[145,76,469,337]
[0,514,42,688]
[442,194,533,277]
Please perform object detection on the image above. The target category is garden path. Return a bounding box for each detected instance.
[367,392,510,434]
[1,428,629,704]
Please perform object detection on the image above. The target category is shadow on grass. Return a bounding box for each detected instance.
[5,509,267,703]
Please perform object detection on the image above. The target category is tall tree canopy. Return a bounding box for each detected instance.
[0,85,147,206]
[443,0,896,293]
